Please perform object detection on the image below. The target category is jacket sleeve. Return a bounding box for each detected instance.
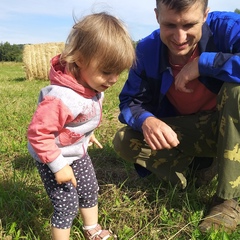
[118,44,155,132]
[27,96,75,172]
[199,12,240,83]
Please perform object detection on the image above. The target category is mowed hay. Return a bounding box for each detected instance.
[23,42,65,80]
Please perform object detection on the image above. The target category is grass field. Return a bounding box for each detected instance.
[0,62,239,239]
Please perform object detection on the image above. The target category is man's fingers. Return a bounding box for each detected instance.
[145,131,179,150]
[145,133,172,150]
[175,84,193,93]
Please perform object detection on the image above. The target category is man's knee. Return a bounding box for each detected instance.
[113,126,144,162]
[220,82,240,101]
[217,83,240,113]
[113,126,126,153]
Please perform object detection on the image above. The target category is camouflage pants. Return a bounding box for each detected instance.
[113,83,240,199]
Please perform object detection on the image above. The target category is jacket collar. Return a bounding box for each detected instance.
[199,22,217,53]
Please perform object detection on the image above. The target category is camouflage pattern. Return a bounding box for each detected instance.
[113,83,240,199]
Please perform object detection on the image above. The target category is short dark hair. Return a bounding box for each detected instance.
[156,0,208,12]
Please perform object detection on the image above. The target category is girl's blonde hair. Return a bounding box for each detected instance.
[60,12,136,80]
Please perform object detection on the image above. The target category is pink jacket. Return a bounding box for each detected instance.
[27,55,103,173]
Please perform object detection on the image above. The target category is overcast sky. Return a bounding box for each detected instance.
[1,0,239,45]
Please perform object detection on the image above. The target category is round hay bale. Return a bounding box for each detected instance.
[23,42,65,80]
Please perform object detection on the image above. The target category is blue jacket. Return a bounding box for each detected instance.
[119,11,240,132]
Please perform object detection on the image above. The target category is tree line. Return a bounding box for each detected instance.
[0,42,24,62]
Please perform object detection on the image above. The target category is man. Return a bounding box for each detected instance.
[113,0,240,233]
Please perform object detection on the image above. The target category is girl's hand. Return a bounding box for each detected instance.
[88,133,103,149]
[54,164,77,187]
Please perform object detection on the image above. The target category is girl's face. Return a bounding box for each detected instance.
[77,60,119,92]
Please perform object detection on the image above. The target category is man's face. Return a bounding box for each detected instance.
[155,2,209,61]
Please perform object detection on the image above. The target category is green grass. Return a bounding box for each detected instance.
[0,62,240,239]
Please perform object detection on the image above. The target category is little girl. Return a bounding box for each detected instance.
[27,12,135,240]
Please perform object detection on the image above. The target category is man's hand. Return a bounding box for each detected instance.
[142,117,179,150]
[174,57,200,93]
[54,164,77,187]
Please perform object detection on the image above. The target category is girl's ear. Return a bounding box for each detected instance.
[75,59,84,68]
